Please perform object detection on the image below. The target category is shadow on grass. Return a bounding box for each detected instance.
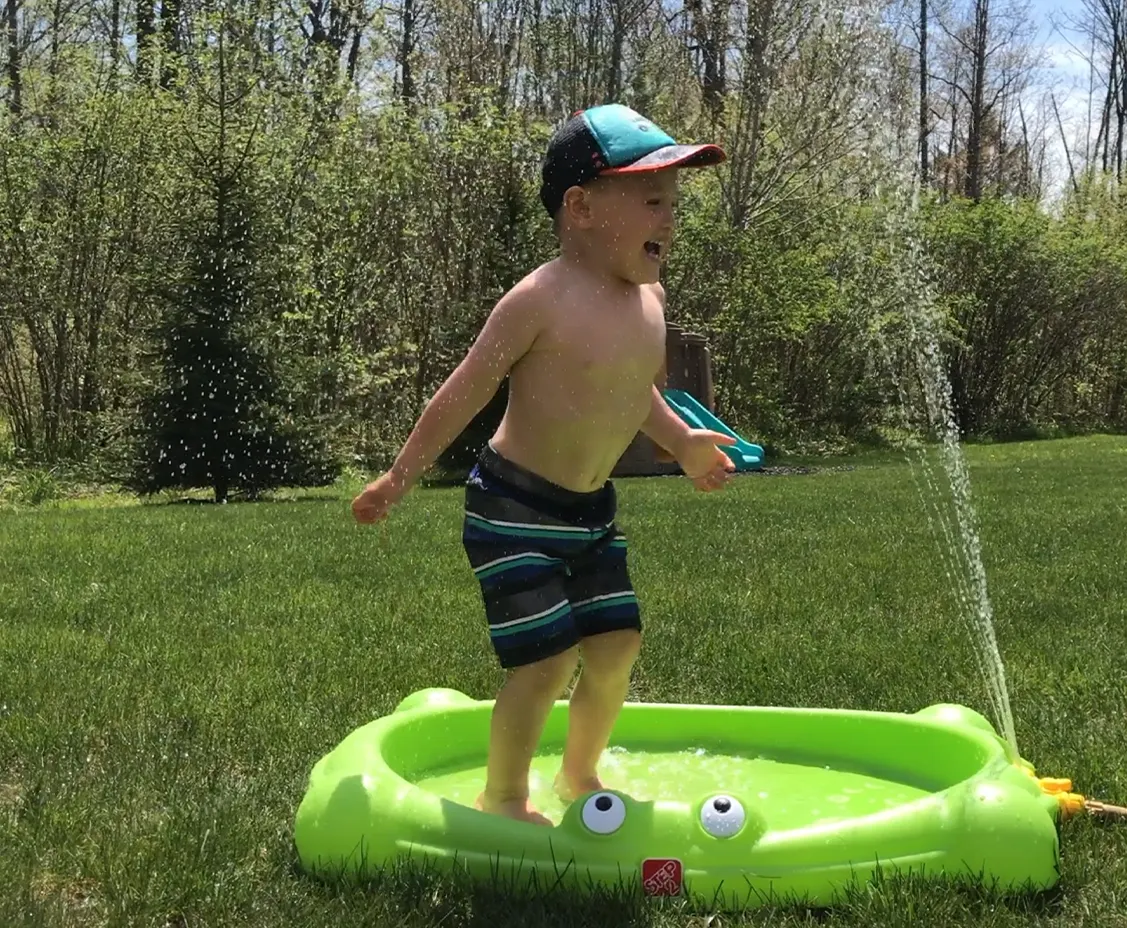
[285,850,1069,928]
[151,491,345,506]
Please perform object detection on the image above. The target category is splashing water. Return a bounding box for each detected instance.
[416,745,931,826]
[864,184,1019,758]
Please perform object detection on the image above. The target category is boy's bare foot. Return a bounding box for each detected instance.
[554,770,606,803]
[474,792,554,826]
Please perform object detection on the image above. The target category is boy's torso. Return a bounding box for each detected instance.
[489,259,666,494]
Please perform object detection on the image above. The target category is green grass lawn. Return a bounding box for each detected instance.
[2,435,1125,927]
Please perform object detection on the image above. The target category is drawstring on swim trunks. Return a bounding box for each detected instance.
[559,522,619,577]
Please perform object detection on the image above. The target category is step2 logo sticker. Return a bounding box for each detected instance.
[641,858,683,896]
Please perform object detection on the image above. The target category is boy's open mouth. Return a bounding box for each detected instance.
[644,241,663,260]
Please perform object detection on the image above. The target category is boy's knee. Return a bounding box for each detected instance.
[509,645,580,695]
[581,628,641,677]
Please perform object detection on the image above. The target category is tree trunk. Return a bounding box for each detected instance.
[160,0,181,90]
[530,0,545,114]
[109,0,121,67]
[965,0,989,202]
[5,0,20,116]
[137,0,156,82]
[398,0,415,103]
[346,26,361,84]
[695,0,728,124]
[919,0,928,186]
[607,4,625,100]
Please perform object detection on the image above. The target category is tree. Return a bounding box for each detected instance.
[920,0,929,185]
[128,174,339,502]
[1061,0,1127,182]
[128,17,339,502]
[5,0,21,116]
[930,0,1042,201]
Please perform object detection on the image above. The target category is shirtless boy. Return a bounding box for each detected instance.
[352,104,736,825]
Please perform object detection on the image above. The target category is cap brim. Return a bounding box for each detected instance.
[599,144,727,174]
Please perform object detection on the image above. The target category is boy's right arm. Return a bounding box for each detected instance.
[352,283,544,522]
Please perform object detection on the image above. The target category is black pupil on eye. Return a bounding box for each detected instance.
[595,795,613,812]
[713,797,732,813]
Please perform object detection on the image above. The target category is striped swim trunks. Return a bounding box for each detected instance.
[462,444,642,669]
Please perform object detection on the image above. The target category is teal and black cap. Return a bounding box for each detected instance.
[540,104,726,217]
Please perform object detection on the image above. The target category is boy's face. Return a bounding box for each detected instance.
[564,169,680,285]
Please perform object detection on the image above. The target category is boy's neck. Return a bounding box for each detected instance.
[557,235,636,290]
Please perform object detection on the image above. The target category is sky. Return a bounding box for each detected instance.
[1027,0,1095,201]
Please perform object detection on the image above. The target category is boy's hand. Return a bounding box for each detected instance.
[674,430,737,492]
[351,471,410,523]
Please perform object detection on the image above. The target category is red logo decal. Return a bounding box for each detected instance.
[641,858,683,896]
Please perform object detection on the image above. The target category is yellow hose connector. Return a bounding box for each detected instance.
[1021,768,1127,822]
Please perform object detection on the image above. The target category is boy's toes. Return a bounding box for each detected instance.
[554,771,605,803]
[475,792,554,826]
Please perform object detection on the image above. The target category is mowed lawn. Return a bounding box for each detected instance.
[1,435,1125,928]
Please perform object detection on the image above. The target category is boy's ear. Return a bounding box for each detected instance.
[561,185,595,229]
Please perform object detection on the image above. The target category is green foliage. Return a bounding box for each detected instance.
[922,197,1127,436]
[1,17,1125,482]
[0,87,176,463]
[0,466,63,507]
[664,182,888,451]
[434,377,510,481]
[127,174,341,503]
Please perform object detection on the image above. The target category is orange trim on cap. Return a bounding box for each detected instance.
[598,145,727,175]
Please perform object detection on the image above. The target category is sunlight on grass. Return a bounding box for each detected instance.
[1,436,1124,927]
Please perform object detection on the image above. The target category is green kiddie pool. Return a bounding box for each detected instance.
[293,688,1062,909]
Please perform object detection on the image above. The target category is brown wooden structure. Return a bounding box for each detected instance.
[612,322,715,477]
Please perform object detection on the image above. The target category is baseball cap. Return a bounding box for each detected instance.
[539,104,726,216]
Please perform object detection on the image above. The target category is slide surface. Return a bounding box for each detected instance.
[661,388,764,471]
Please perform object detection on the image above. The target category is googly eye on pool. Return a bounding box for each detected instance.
[700,794,745,837]
[582,791,627,834]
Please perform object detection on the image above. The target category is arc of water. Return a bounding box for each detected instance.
[863,184,1019,756]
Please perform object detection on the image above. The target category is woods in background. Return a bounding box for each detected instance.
[1,0,1124,497]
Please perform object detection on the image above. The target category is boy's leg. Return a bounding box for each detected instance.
[463,474,584,824]
[556,527,643,800]
[556,627,640,800]
[477,645,579,824]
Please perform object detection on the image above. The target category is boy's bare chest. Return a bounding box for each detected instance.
[541,305,665,377]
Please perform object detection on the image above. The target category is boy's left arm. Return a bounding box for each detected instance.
[640,282,735,489]
[640,386,692,459]
[641,388,737,492]
[641,281,687,457]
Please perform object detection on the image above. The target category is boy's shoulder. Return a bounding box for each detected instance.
[514,258,667,302]
[491,261,665,337]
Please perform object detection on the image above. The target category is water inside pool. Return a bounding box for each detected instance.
[414,745,932,827]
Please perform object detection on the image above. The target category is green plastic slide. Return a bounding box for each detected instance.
[662,389,764,471]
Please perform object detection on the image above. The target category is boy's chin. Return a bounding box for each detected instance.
[620,260,661,285]
[602,254,661,286]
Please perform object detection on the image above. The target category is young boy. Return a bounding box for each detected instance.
[352,104,737,825]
